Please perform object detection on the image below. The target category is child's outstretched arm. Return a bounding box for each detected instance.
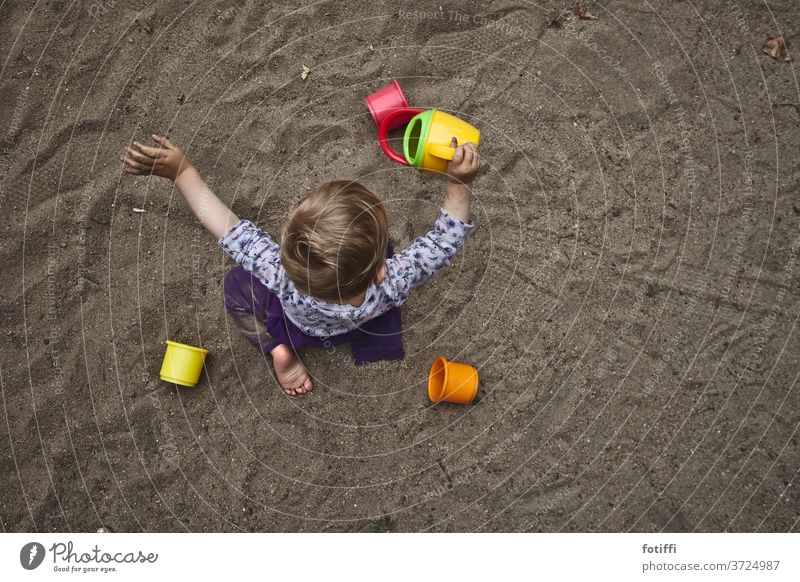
[119,135,239,239]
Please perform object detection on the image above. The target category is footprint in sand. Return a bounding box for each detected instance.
[418,9,546,74]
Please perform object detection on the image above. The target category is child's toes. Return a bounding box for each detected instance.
[302,378,313,393]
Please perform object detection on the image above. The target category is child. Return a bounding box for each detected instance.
[120,135,480,396]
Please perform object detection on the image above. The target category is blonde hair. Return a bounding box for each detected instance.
[281,181,388,301]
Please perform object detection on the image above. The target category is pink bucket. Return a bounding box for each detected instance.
[365,80,412,131]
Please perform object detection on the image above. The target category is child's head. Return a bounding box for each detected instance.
[281,181,388,302]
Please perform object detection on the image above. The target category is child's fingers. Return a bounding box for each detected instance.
[133,141,163,159]
[122,165,150,176]
[151,134,176,150]
[450,137,463,164]
[465,143,479,168]
[452,145,465,165]
[125,146,155,164]
[120,155,152,171]
[119,154,153,172]
[471,149,480,169]
[462,145,474,168]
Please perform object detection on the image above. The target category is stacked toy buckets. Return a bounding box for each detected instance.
[365,79,481,175]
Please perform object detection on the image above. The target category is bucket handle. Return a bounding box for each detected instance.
[427,142,457,161]
[378,107,424,166]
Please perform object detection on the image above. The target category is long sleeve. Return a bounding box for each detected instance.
[218,219,284,292]
[381,209,474,306]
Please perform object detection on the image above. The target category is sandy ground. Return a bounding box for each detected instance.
[1,0,798,532]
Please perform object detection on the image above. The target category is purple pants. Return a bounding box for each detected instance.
[223,262,405,366]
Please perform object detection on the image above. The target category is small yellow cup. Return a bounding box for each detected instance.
[428,356,479,404]
[160,341,208,387]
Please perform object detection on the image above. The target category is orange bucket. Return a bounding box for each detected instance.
[427,356,479,404]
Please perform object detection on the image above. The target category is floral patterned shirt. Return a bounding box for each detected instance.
[219,209,474,338]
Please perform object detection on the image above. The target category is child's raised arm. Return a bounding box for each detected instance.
[380,140,480,305]
[442,139,479,223]
[120,135,239,240]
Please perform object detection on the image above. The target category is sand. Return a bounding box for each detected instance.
[1,0,798,532]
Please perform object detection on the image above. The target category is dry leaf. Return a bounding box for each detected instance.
[575,2,598,20]
[368,43,374,51]
[762,36,791,62]
[301,65,311,80]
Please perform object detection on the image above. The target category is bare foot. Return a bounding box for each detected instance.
[270,344,313,396]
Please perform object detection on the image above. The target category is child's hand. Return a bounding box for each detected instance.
[119,135,192,181]
[446,138,480,184]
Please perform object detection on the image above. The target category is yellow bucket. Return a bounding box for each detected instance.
[378,108,481,175]
[411,109,481,174]
[159,341,208,387]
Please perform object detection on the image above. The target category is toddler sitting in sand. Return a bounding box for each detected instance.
[120,135,479,396]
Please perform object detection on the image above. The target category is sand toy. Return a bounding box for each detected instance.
[365,80,413,131]
[160,341,208,387]
[379,107,481,174]
[427,356,479,404]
